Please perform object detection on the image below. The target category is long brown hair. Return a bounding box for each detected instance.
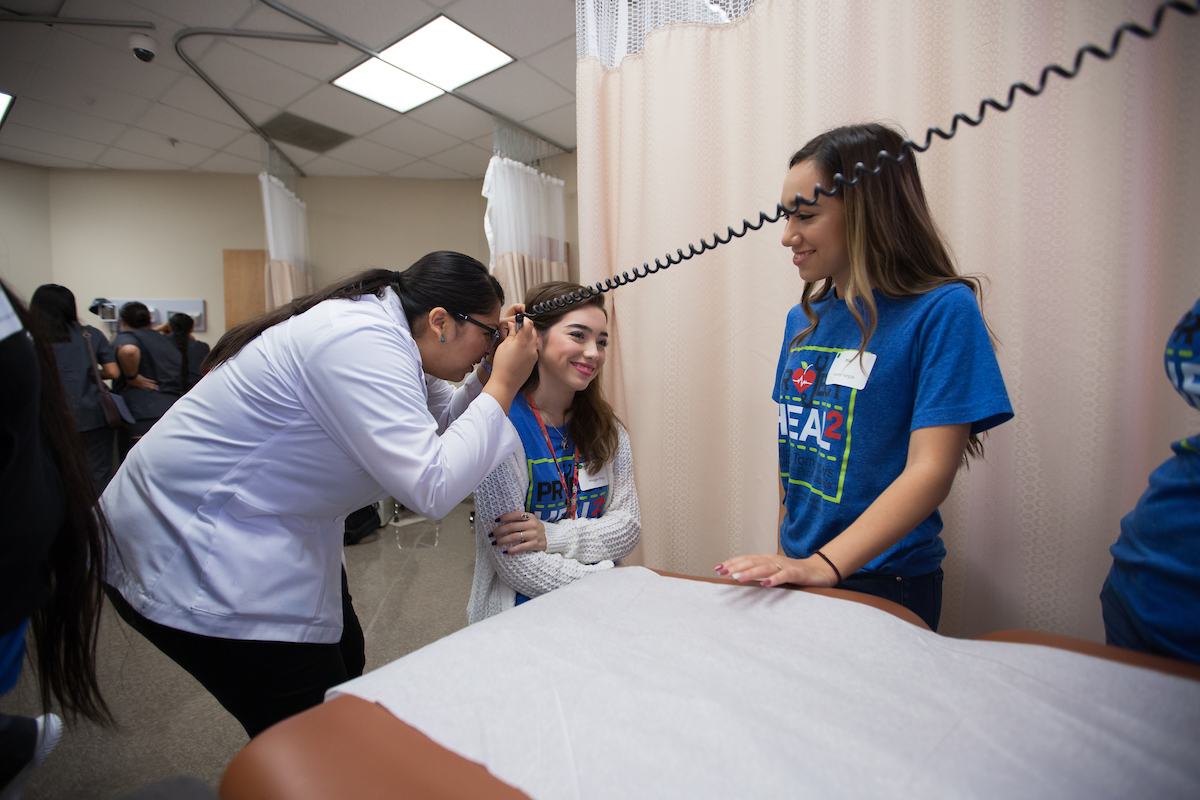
[788,123,992,460]
[203,251,503,372]
[4,282,113,724]
[523,282,620,472]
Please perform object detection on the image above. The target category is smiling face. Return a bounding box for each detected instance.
[780,159,851,293]
[535,305,608,395]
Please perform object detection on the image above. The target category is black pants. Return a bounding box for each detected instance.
[117,417,157,462]
[0,714,36,789]
[839,568,944,632]
[105,570,366,738]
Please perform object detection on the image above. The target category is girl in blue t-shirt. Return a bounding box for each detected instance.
[468,282,641,623]
[716,123,1013,630]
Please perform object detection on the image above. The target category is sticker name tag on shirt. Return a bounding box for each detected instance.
[826,350,877,390]
[578,462,611,492]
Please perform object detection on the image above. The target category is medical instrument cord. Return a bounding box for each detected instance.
[523,0,1198,318]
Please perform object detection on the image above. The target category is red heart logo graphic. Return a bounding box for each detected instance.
[792,367,816,393]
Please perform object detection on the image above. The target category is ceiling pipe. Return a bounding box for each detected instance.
[174,28,341,178]
[0,14,154,28]
[259,0,575,155]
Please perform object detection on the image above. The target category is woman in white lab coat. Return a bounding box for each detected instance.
[101,251,538,737]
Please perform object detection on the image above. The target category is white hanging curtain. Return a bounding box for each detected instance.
[576,0,1199,642]
[259,171,312,310]
[482,155,569,308]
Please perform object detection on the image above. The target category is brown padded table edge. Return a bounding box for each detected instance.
[975,629,1200,683]
[219,693,533,800]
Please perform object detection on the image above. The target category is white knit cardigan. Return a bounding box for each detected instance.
[467,423,641,623]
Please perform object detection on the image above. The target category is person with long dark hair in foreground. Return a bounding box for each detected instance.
[101,252,538,737]
[2,281,113,798]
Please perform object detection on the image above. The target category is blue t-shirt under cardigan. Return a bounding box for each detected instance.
[773,284,1013,577]
[509,392,610,523]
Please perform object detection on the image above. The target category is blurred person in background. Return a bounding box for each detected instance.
[29,285,119,492]
[165,312,209,392]
[113,301,184,459]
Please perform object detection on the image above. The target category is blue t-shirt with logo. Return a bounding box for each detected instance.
[774,284,1013,576]
[510,392,610,522]
[1106,297,1200,662]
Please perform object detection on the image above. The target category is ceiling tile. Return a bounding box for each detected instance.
[285,82,398,137]
[519,102,575,150]
[445,0,575,59]
[135,102,245,149]
[425,141,490,178]
[471,132,491,151]
[198,151,261,174]
[275,141,320,166]
[222,132,265,161]
[0,56,37,97]
[4,96,127,145]
[37,25,182,102]
[96,145,187,170]
[0,17,55,65]
[21,66,153,124]
[123,0,258,28]
[301,154,379,177]
[0,121,107,162]
[267,0,438,52]
[112,126,215,166]
[391,159,468,180]
[324,137,415,172]
[405,93,492,140]
[362,114,458,158]
[156,75,277,129]
[194,40,321,107]
[524,35,576,93]
[456,61,572,125]
[0,143,92,169]
[229,6,364,81]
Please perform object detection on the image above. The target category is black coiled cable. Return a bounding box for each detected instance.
[527,0,1198,316]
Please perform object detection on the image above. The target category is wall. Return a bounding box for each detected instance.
[48,170,265,345]
[0,158,52,302]
[303,176,490,289]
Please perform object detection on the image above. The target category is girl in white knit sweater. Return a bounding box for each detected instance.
[467,282,641,623]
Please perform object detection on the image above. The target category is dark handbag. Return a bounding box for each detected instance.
[82,328,134,429]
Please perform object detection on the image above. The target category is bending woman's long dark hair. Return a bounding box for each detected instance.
[3,282,113,724]
[204,251,503,372]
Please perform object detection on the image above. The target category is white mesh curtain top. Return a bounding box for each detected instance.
[577,0,758,67]
[259,171,312,309]
[482,155,569,307]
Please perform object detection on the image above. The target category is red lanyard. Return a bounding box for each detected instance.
[526,393,579,519]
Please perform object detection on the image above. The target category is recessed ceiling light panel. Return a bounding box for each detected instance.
[333,58,444,114]
[379,16,513,92]
[0,92,13,131]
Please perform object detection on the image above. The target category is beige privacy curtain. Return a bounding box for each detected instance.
[576,0,1200,641]
[259,172,312,310]
[483,155,569,305]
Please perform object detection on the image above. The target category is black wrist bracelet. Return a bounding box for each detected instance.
[814,549,843,585]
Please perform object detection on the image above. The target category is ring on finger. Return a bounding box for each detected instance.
[521,513,529,521]
[773,563,783,571]
[520,536,525,543]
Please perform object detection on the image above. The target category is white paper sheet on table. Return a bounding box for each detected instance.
[329,567,1200,799]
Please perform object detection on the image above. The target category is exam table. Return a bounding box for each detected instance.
[219,568,1200,800]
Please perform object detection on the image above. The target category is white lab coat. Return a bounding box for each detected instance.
[101,287,519,644]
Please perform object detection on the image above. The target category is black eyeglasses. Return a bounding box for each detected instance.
[455,313,502,350]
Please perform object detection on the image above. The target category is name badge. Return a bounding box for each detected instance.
[578,462,611,492]
[826,350,877,390]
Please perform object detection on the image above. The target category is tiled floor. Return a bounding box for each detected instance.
[0,500,478,799]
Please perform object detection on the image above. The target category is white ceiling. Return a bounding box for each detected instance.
[0,0,577,178]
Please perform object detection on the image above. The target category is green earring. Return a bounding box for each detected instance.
[440,335,445,343]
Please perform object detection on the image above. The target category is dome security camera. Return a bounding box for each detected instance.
[128,32,157,63]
